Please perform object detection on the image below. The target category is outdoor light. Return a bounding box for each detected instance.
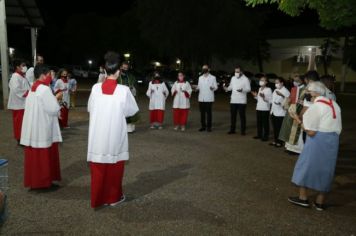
[155,61,161,67]
[124,53,131,58]
[308,47,312,52]
[176,59,181,64]
[9,47,15,56]
[88,60,93,65]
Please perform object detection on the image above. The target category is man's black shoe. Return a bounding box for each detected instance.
[228,131,236,134]
[198,128,206,132]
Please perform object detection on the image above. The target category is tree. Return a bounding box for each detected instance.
[319,38,340,75]
[244,0,356,29]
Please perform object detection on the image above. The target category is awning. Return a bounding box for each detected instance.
[5,0,44,27]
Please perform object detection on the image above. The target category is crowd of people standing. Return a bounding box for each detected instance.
[6,52,342,211]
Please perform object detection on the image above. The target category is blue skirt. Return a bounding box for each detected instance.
[291,131,339,192]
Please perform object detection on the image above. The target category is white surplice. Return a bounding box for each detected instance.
[87,83,139,164]
[171,81,192,109]
[20,84,62,148]
[146,82,169,110]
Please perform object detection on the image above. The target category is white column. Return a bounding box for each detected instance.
[31,27,37,66]
[0,0,9,109]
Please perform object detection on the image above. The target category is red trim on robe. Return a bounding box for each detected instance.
[59,106,69,128]
[150,110,165,124]
[23,90,29,97]
[173,109,189,126]
[290,87,298,104]
[102,79,117,95]
[12,109,24,141]
[24,143,61,189]
[90,161,125,208]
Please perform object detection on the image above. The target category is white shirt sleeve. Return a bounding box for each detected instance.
[40,87,61,116]
[124,87,139,117]
[303,105,320,132]
[243,77,251,93]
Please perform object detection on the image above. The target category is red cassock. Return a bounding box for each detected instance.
[12,109,25,141]
[90,79,126,208]
[59,105,69,128]
[24,143,61,189]
[173,109,189,126]
[150,110,165,124]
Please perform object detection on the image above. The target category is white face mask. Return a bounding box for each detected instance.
[259,81,266,87]
[21,66,28,73]
[275,83,282,89]
[235,72,240,77]
[293,81,300,87]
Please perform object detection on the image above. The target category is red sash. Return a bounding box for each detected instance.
[316,99,336,119]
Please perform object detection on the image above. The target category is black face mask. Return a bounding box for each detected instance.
[202,69,209,74]
[304,93,312,102]
[121,69,128,74]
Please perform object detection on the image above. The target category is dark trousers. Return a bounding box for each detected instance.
[230,103,246,134]
[256,110,270,139]
[271,114,284,144]
[199,102,213,129]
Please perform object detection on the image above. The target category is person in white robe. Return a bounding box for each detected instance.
[7,59,31,143]
[87,52,139,208]
[171,72,192,131]
[54,69,70,128]
[146,73,169,129]
[25,55,44,86]
[20,64,62,189]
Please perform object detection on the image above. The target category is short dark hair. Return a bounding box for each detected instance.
[276,77,285,84]
[305,70,319,82]
[34,64,50,79]
[13,59,25,68]
[104,51,120,75]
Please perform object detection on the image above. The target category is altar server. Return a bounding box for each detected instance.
[7,59,31,143]
[54,69,70,128]
[171,72,192,131]
[87,52,139,208]
[20,64,62,189]
[146,73,169,129]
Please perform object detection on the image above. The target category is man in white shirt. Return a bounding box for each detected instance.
[195,65,217,132]
[224,66,251,135]
[25,55,44,86]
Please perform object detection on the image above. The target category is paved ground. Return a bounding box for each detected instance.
[0,91,355,235]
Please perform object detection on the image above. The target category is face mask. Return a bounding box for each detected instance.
[293,81,300,87]
[100,69,104,73]
[275,83,282,89]
[235,73,240,77]
[44,74,52,85]
[202,69,209,74]
[121,69,128,73]
[259,81,265,87]
[21,66,28,73]
[304,93,312,102]
[178,76,184,81]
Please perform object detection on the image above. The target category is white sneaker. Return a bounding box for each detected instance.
[110,195,126,207]
[150,125,155,129]
[127,124,135,133]
[181,126,186,132]
[174,126,179,131]
[158,126,163,130]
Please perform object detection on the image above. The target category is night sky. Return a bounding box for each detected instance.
[6,0,322,68]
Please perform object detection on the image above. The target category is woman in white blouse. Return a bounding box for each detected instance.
[288,82,342,211]
[251,76,272,141]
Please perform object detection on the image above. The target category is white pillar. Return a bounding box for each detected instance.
[0,0,9,109]
[307,48,317,71]
[31,27,37,66]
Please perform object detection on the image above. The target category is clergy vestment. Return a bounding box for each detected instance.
[171,81,192,126]
[7,72,31,142]
[20,80,62,189]
[87,79,139,208]
[146,80,169,125]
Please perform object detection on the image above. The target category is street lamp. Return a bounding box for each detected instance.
[124,53,131,59]
[154,61,161,67]
[176,59,181,65]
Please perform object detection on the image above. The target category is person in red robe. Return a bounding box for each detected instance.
[7,59,31,144]
[20,64,63,189]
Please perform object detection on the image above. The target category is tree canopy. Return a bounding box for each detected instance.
[244,0,356,29]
